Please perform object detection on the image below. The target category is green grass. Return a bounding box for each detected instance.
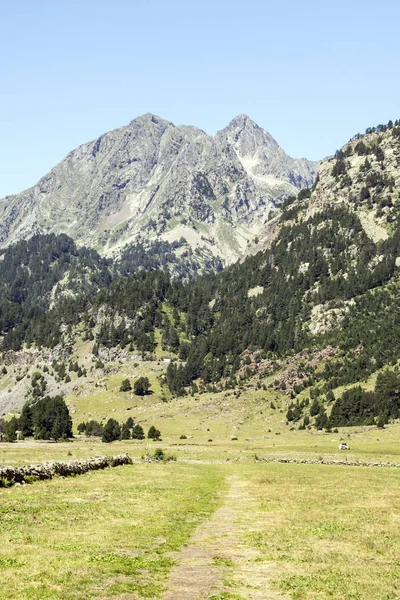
[1,438,400,599]
[0,462,225,599]
[2,352,400,599]
[237,463,400,600]
[56,354,399,465]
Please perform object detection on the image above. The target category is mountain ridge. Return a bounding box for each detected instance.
[0,113,318,271]
[2,120,400,430]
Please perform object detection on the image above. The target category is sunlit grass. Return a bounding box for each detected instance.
[238,463,400,600]
[0,462,225,599]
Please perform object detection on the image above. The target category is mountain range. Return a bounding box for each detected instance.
[1,116,400,432]
[0,114,317,271]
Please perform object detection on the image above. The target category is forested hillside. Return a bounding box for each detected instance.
[1,120,400,429]
[0,234,112,350]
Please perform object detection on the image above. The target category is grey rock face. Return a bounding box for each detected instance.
[217,115,317,190]
[0,113,318,264]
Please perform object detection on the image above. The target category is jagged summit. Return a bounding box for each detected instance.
[217,114,279,153]
[223,113,263,128]
[0,113,318,268]
[217,115,317,190]
[128,113,173,130]
[219,113,273,134]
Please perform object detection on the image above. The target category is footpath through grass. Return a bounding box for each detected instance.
[0,462,225,600]
[0,441,399,600]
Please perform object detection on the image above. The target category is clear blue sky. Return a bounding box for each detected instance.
[1,0,400,197]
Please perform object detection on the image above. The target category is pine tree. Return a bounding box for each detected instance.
[77,422,87,434]
[19,403,33,437]
[102,419,121,443]
[286,407,294,421]
[315,406,328,430]
[310,398,320,416]
[134,377,150,396]
[30,395,72,440]
[4,417,18,442]
[131,424,145,439]
[120,423,131,440]
[148,425,161,440]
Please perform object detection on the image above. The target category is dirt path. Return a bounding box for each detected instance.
[162,475,287,600]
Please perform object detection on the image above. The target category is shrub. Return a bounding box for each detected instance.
[0,478,13,488]
[376,415,386,429]
[134,377,151,396]
[120,379,132,392]
[152,448,176,462]
[24,475,39,484]
[86,420,104,436]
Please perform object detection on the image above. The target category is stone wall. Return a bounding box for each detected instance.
[0,453,132,486]
[257,457,400,468]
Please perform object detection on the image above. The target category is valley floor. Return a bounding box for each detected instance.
[0,436,399,600]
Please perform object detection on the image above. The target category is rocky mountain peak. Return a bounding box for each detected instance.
[218,113,275,143]
[0,113,318,271]
[217,115,317,191]
[129,113,172,129]
[223,113,263,131]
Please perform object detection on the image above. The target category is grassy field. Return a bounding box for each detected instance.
[1,354,400,600]
[0,460,226,600]
[1,430,400,600]
[239,464,400,600]
[60,357,400,467]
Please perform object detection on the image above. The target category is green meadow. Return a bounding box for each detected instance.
[1,357,400,599]
[1,421,399,600]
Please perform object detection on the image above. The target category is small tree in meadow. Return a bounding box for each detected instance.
[102,419,121,443]
[120,379,132,392]
[19,403,33,437]
[86,420,104,436]
[77,422,87,434]
[120,422,131,440]
[4,417,18,442]
[134,377,150,396]
[148,425,161,440]
[131,424,145,439]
